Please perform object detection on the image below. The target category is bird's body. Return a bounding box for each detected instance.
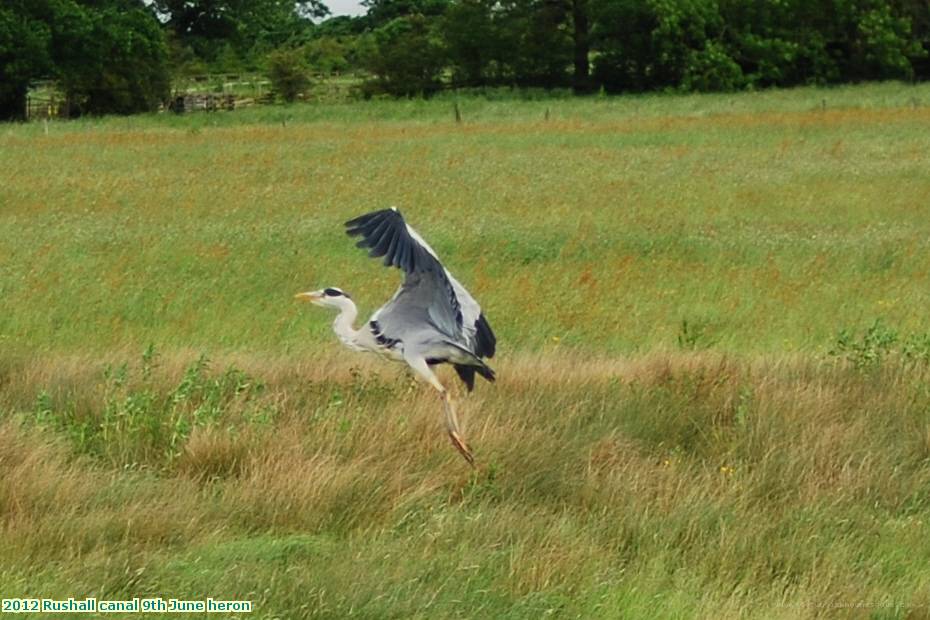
[296,208,496,465]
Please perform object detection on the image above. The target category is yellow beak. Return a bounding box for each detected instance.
[294,292,321,302]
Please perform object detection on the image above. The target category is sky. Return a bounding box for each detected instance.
[326,0,367,17]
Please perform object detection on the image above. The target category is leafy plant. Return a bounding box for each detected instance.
[266,47,311,102]
[677,318,717,350]
[361,15,446,97]
[32,348,270,469]
[829,319,899,370]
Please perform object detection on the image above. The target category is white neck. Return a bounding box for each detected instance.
[332,298,363,351]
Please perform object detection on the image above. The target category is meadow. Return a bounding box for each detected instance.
[2,82,930,618]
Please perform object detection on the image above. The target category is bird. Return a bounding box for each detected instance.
[295,207,497,465]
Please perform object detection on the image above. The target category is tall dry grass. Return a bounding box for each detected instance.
[3,348,930,617]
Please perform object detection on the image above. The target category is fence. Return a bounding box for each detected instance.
[25,95,69,121]
[23,72,364,120]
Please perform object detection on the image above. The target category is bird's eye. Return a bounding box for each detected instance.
[324,288,342,297]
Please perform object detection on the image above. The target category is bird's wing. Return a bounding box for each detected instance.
[447,273,496,358]
[345,208,464,345]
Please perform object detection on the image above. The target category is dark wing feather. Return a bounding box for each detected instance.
[454,365,476,391]
[346,208,463,340]
[347,208,432,273]
[474,313,496,359]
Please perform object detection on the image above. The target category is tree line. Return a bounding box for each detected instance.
[2,0,929,119]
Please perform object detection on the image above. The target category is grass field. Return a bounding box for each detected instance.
[3,82,930,618]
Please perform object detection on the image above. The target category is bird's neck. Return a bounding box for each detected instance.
[332,300,363,350]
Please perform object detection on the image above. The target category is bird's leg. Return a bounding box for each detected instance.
[441,390,474,467]
[406,353,474,466]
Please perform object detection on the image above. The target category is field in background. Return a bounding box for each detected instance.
[2,82,930,618]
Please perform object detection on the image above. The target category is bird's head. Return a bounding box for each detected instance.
[294,287,353,309]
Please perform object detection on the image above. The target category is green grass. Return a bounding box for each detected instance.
[2,82,930,618]
[3,81,930,354]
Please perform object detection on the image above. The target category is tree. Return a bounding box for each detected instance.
[487,0,572,88]
[718,0,925,87]
[361,14,446,96]
[313,15,369,38]
[441,0,501,86]
[442,0,581,90]
[1,0,169,120]
[844,0,925,80]
[305,36,351,74]
[894,0,930,78]
[0,4,51,120]
[153,0,328,67]
[362,0,449,28]
[266,47,311,100]
[54,4,170,115]
[572,0,590,92]
[590,0,660,92]
[591,0,742,92]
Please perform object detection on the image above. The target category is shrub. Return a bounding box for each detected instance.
[266,48,312,102]
[827,319,930,371]
[681,40,744,91]
[361,15,446,97]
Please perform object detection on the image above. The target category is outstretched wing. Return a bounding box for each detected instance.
[345,208,495,358]
[346,208,463,345]
[449,276,496,359]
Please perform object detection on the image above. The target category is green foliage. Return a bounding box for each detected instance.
[440,0,500,86]
[266,47,312,101]
[677,318,719,351]
[6,0,929,109]
[55,6,170,115]
[154,0,326,68]
[591,0,928,93]
[362,0,450,28]
[361,15,446,96]
[851,2,926,79]
[592,0,727,92]
[830,320,930,370]
[830,319,900,370]
[681,40,744,91]
[506,0,574,88]
[304,36,351,74]
[31,349,269,469]
[0,4,51,120]
[589,0,655,91]
[440,0,575,88]
[0,0,169,118]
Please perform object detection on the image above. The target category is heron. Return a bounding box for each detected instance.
[295,208,497,465]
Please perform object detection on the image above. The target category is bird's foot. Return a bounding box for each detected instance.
[448,430,475,467]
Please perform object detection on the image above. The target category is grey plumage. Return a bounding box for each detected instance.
[345,208,496,391]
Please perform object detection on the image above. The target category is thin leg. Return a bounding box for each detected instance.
[406,353,475,466]
[442,391,474,467]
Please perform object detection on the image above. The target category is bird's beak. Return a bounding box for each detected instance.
[294,292,321,303]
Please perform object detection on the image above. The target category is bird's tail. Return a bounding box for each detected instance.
[442,340,495,392]
[454,363,496,392]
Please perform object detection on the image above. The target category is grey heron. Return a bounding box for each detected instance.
[295,208,497,465]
